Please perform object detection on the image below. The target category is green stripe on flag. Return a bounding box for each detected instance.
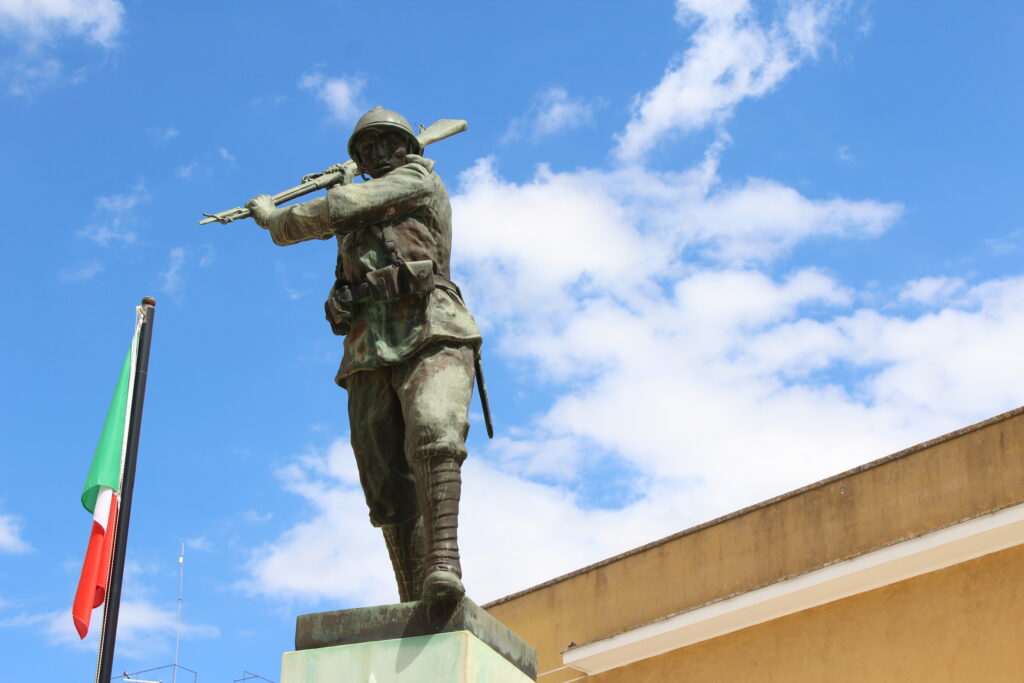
[81,345,133,514]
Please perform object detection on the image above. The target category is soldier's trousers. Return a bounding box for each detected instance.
[345,342,476,527]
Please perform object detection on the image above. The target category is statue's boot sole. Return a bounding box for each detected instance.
[423,569,464,602]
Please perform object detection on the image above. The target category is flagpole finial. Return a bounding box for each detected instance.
[141,297,156,307]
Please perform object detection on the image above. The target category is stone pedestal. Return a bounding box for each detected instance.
[281,597,536,683]
[281,630,533,682]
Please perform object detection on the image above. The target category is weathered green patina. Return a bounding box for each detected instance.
[245,107,481,605]
[256,154,481,384]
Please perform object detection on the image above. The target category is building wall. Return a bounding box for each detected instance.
[594,544,1024,683]
[484,407,1024,682]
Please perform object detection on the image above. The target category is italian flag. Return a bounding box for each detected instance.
[72,314,142,639]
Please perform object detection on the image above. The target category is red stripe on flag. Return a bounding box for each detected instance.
[94,496,118,608]
[71,493,118,639]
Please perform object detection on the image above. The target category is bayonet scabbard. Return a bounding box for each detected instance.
[474,352,494,439]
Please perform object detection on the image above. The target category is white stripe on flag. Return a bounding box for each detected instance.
[93,486,114,533]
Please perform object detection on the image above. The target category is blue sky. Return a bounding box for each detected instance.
[2,1,1023,680]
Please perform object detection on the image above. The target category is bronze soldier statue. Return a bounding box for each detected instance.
[244,107,482,603]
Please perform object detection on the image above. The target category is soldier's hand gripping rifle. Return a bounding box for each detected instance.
[198,118,468,225]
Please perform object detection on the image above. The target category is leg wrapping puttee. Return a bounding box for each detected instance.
[381,516,425,603]
[420,456,464,602]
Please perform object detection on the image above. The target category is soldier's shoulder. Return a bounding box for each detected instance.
[404,154,436,173]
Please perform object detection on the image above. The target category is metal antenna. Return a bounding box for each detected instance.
[120,664,195,683]
[173,543,184,683]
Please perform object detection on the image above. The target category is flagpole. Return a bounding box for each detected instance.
[96,297,157,683]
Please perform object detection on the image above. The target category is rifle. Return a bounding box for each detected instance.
[198,118,468,225]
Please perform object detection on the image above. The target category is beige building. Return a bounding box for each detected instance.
[485,406,1024,682]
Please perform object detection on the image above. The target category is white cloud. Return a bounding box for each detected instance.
[452,144,900,318]
[158,242,212,298]
[0,512,31,554]
[4,599,218,658]
[77,181,148,246]
[160,247,187,295]
[783,0,839,57]
[176,162,197,179]
[58,259,103,282]
[96,186,143,213]
[197,243,215,267]
[242,509,272,523]
[504,86,597,143]
[0,0,124,95]
[616,0,840,161]
[985,229,1024,256]
[3,559,216,656]
[180,149,235,177]
[679,175,899,264]
[899,276,966,305]
[0,0,124,47]
[3,56,61,96]
[186,536,212,552]
[77,223,135,246]
[241,439,394,604]
[300,71,366,122]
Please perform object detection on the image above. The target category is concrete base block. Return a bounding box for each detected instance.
[295,597,535,679]
[280,630,534,682]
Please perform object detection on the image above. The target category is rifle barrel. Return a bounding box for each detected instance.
[198,118,467,225]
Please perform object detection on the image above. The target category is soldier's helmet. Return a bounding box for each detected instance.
[348,106,423,170]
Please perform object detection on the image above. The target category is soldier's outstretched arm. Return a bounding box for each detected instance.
[246,194,336,246]
[248,156,437,246]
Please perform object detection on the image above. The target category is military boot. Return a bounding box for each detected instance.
[380,516,425,603]
[420,456,465,602]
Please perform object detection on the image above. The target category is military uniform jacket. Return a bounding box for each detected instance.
[264,155,482,385]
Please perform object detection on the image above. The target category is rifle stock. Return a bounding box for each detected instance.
[198,118,468,225]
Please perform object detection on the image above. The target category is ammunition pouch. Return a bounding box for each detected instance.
[325,260,460,336]
[325,287,354,336]
[364,259,436,301]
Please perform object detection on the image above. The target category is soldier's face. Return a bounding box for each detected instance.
[356,130,409,178]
